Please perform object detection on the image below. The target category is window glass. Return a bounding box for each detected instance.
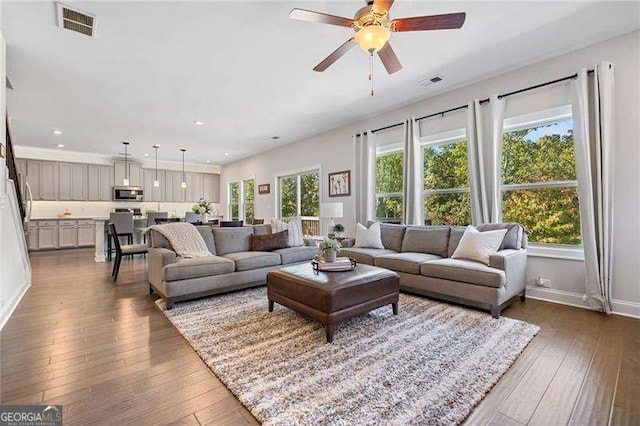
[376,151,403,222]
[243,179,254,224]
[229,182,240,220]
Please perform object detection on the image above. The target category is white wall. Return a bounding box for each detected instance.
[221,31,640,310]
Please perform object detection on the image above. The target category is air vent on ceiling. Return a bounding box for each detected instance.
[57,3,96,37]
[418,75,443,87]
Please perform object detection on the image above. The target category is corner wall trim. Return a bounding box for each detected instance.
[0,279,31,331]
[526,286,640,319]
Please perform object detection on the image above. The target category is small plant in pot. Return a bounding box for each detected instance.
[319,238,341,263]
[332,223,345,238]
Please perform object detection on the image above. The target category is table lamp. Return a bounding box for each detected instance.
[321,202,343,237]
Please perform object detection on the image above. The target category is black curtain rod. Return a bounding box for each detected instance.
[356,69,594,137]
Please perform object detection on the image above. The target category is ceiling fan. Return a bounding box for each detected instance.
[289,0,466,75]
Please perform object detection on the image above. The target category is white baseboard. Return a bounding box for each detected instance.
[0,278,31,331]
[526,285,640,319]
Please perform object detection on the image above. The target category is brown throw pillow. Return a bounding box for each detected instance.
[250,230,289,251]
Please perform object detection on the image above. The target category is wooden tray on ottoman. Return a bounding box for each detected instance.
[267,263,400,343]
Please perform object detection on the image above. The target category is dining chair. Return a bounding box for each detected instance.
[108,212,134,260]
[252,218,264,225]
[155,217,181,224]
[109,223,148,281]
[185,212,199,223]
[147,212,168,227]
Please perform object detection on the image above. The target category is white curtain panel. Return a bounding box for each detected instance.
[571,62,616,313]
[402,118,424,225]
[465,96,503,224]
[353,131,376,225]
[465,99,487,224]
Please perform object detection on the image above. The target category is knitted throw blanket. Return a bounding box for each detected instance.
[150,223,212,258]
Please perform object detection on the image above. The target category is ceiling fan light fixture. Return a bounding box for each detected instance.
[355,25,390,53]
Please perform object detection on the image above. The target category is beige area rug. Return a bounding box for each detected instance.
[157,288,539,425]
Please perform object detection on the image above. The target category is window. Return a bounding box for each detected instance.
[501,109,581,245]
[278,169,320,235]
[422,134,471,226]
[376,149,403,223]
[243,179,255,224]
[229,182,240,220]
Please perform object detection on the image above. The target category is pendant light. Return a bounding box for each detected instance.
[153,145,160,187]
[180,149,187,189]
[122,141,130,186]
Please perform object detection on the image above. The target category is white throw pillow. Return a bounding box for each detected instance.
[287,216,305,247]
[354,222,384,249]
[269,217,304,247]
[452,225,508,265]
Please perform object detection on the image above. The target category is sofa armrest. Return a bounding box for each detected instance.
[148,247,177,288]
[489,249,527,297]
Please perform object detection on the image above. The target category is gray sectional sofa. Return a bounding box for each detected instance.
[147,225,319,309]
[339,223,528,318]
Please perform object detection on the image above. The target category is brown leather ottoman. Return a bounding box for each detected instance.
[267,263,400,343]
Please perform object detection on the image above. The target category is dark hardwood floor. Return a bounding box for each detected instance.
[1,249,638,425]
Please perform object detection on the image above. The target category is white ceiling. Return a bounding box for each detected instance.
[3,1,639,165]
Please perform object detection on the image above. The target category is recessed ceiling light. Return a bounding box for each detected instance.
[57,144,65,148]
[224,152,229,156]
[206,160,211,163]
[264,136,280,140]
[143,153,149,157]
[53,130,62,135]
[193,120,204,126]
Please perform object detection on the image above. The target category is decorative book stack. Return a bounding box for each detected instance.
[312,257,356,272]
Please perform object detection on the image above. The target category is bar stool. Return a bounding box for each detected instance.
[147,212,168,227]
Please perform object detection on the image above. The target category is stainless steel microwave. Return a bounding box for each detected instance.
[113,186,144,202]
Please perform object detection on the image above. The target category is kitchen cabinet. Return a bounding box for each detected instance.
[88,165,114,201]
[202,173,220,203]
[15,159,27,191]
[58,220,78,248]
[27,222,38,251]
[37,221,58,250]
[40,161,59,200]
[77,220,95,246]
[26,160,41,200]
[187,172,203,202]
[165,170,185,202]
[59,163,87,201]
[143,168,165,202]
[114,161,143,187]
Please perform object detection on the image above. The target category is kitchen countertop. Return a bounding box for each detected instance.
[30,216,148,221]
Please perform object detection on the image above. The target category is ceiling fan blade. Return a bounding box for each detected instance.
[371,0,394,15]
[313,38,356,72]
[390,12,466,32]
[377,42,402,74]
[289,8,354,28]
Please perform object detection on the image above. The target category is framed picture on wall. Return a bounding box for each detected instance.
[328,170,351,197]
[258,183,270,195]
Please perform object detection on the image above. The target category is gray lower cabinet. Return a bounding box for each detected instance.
[77,222,95,246]
[58,221,78,248]
[27,223,38,251]
[37,221,58,250]
[88,165,114,201]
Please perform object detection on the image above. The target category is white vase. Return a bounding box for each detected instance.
[199,214,208,223]
[323,251,337,263]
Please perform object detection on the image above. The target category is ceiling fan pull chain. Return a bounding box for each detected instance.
[369,50,375,96]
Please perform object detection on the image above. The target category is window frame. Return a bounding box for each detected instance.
[275,165,321,221]
[228,178,255,222]
[375,145,404,223]
[228,181,241,221]
[501,105,584,258]
[419,128,472,226]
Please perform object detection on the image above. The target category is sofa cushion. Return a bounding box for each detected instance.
[163,256,235,282]
[252,224,272,236]
[273,246,320,265]
[420,258,506,288]
[401,226,450,257]
[380,223,407,252]
[452,226,508,265]
[195,226,216,255]
[339,247,397,265]
[476,223,524,250]
[213,227,253,255]
[223,251,281,271]
[447,226,467,258]
[250,230,289,251]
[374,252,443,274]
[354,222,384,249]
